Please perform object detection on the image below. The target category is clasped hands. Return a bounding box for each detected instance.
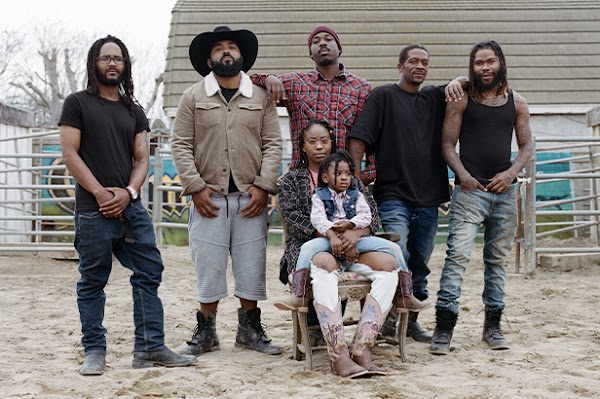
[328,225,361,263]
[96,187,130,219]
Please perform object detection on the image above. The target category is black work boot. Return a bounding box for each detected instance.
[177,311,220,355]
[378,307,399,343]
[429,309,458,355]
[235,308,282,355]
[133,347,197,369]
[407,311,433,343]
[482,307,509,350]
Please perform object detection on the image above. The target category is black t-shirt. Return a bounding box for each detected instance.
[220,86,240,192]
[349,84,450,207]
[58,91,150,212]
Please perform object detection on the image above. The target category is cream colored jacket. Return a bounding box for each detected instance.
[172,72,282,196]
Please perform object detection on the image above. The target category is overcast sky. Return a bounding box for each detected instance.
[1,0,180,119]
[1,0,178,52]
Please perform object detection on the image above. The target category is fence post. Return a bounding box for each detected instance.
[524,139,537,273]
[515,178,523,273]
[152,148,164,246]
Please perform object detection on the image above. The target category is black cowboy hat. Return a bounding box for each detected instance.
[189,26,258,77]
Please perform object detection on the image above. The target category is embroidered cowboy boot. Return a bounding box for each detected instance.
[273,268,310,312]
[314,299,370,379]
[396,271,432,312]
[350,294,389,375]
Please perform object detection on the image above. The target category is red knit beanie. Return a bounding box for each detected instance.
[307,25,342,53]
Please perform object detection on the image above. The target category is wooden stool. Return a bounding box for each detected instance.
[290,271,409,369]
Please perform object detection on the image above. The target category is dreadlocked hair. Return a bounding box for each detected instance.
[298,119,336,168]
[85,35,139,113]
[317,149,355,188]
[467,40,509,104]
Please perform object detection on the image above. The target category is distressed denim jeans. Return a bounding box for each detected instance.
[436,185,518,315]
[74,200,165,354]
[378,200,439,301]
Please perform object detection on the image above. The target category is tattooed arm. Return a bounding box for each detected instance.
[441,97,486,191]
[486,91,533,194]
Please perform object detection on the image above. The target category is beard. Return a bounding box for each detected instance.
[95,69,124,86]
[316,56,335,67]
[211,56,244,77]
[314,48,336,67]
[474,69,505,92]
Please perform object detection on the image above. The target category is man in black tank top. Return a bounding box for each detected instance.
[430,41,533,356]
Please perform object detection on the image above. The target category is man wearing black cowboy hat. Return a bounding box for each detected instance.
[172,26,283,356]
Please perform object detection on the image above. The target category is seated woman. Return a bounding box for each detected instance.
[276,120,430,378]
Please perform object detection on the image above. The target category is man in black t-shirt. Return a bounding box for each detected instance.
[349,44,465,343]
[59,35,196,375]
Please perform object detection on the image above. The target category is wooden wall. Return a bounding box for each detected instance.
[163,0,600,114]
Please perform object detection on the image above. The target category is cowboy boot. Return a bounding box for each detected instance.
[396,271,432,312]
[482,307,509,350]
[350,294,389,375]
[314,299,370,379]
[274,268,310,312]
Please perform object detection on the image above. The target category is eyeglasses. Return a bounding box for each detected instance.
[96,55,126,65]
[304,137,332,146]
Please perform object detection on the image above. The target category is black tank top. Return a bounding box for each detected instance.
[456,91,516,186]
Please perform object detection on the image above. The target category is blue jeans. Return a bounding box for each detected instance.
[436,185,518,314]
[378,200,439,301]
[74,201,165,355]
[295,236,408,272]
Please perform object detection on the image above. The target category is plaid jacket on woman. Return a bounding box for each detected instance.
[277,168,380,284]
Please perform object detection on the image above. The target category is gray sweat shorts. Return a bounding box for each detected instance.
[188,191,268,303]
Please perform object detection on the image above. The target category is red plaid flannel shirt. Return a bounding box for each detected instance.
[252,65,376,180]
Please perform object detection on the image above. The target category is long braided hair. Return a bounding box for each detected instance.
[468,40,509,104]
[298,119,337,169]
[85,35,138,112]
[317,149,355,188]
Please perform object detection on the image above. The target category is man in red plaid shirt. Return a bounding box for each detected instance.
[251,25,376,182]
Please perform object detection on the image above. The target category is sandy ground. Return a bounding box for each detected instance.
[1,242,599,399]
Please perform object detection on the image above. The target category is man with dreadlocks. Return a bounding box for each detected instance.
[59,35,197,375]
[430,40,533,355]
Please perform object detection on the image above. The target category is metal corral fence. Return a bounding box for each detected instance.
[520,136,600,273]
[4,130,600,273]
[0,129,76,256]
[149,147,287,246]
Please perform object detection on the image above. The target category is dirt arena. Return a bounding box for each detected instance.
[1,242,599,399]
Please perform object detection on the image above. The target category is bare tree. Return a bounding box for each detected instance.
[7,25,88,126]
[0,30,23,85]
[1,24,167,128]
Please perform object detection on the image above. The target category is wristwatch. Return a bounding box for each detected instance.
[126,186,139,201]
